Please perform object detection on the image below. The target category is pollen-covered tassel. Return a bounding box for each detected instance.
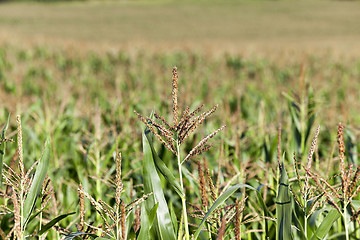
[121,202,126,240]
[197,160,208,209]
[176,106,190,131]
[179,104,218,143]
[204,158,217,202]
[183,125,226,163]
[217,215,227,240]
[16,115,25,180]
[337,123,347,199]
[134,110,176,155]
[12,188,21,240]
[172,66,179,127]
[304,125,320,197]
[154,112,173,131]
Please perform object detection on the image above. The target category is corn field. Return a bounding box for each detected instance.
[1,45,360,239]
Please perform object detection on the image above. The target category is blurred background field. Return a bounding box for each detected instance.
[0,0,360,55]
[1,0,360,239]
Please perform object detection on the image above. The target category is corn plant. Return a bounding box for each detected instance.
[134,67,226,240]
[0,115,73,239]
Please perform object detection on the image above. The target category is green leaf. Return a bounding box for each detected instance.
[351,200,360,210]
[142,128,176,240]
[0,114,10,187]
[276,163,293,240]
[138,202,155,240]
[126,207,135,239]
[27,210,43,228]
[193,183,267,240]
[148,202,159,227]
[288,99,301,133]
[145,128,185,199]
[169,202,178,236]
[310,209,341,240]
[22,137,51,230]
[64,232,99,240]
[37,212,75,236]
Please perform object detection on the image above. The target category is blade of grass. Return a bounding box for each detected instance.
[64,232,99,240]
[37,212,75,236]
[22,137,51,229]
[143,127,176,240]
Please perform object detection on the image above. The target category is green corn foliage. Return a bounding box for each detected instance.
[145,129,185,199]
[138,202,159,240]
[142,127,176,240]
[0,114,10,187]
[64,232,98,240]
[37,212,75,236]
[310,209,341,240]
[276,163,293,240]
[284,88,315,155]
[193,183,269,240]
[22,137,51,231]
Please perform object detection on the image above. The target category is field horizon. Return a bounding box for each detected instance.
[0,0,360,58]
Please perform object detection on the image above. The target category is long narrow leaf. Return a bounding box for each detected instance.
[64,232,99,240]
[37,212,75,236]
[169,202,178,236]
[22,137,51,229]
[148,202,159,228]
[145,129,185,198]
[193,183,267,240]
[310,209,341,240]
[143,128,176,240]
[138,202,155,240]
[0,114,10,187]
[276,163,293,240]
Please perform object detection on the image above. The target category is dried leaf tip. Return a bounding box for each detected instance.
[172,66,179,127]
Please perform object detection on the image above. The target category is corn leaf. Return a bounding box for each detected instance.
[0,114,10,187]
[37,212,75,236]
[276,163,293,240]
[22,137,51,229]
[143,127,176,240]
[310,209,341,240]
[193,183,268,240]
[64,232,99,240]
[138,202,158,240]
[169,202,178,236]
[145,128,185,199]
